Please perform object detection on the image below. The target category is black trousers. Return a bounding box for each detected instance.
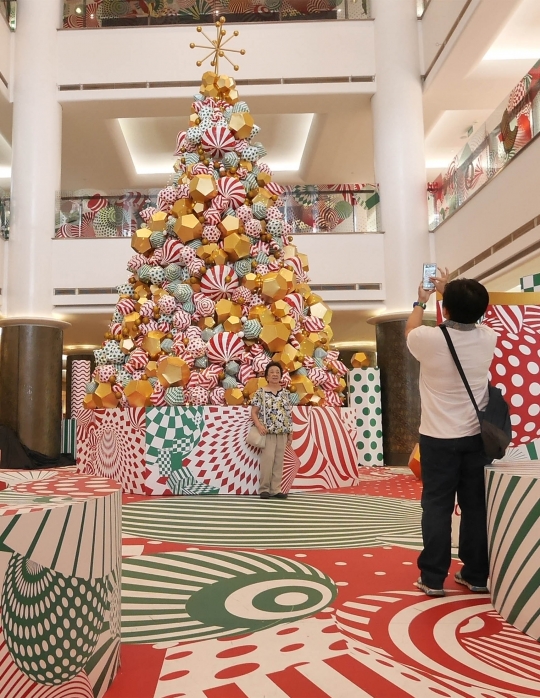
[418,434,490,589]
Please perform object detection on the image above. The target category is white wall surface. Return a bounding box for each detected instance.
[56,21,375,86]
[434,136,540,274]
[51,232,385,304]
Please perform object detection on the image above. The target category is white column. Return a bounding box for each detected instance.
[372,0,430,312]
[6,0,63,318]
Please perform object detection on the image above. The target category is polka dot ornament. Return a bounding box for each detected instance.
[348,367,384,466]
[1,553,107,685]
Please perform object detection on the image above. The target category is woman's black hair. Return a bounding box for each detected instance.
[265,361,283,378]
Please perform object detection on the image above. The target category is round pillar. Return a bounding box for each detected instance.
[0,2,67,460]
[372,0,430,310]
[0,319,68,457]
[7,0,62,318]
[369,312,436,465]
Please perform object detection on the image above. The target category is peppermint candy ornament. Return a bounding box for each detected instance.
[217,176,246,209]
[303,316,325,332]
[201,124,237,158]
[207,331,245,364]
[161,239,184,265]
[210,387,226,405]
[193,293,215,317]
[200,266,240,300]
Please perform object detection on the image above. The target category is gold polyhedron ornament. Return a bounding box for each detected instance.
[142,330,166,359]
[190,174,218,203]
[157,356,191,388]
[290,374,315,405]
[259,322,290,353]
[131,228,153,255]
[148,211,168,232]
[352,352,370,368]
[215,299,242,324]
[229,112,255,140]
[124,380,153,407]
[93,383,119,409]
[223,232,251,261]
[175,213,203,243]
[224,387,245,405]
[243,377,268,397]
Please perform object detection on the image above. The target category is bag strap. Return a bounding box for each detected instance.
[439,325,481,420]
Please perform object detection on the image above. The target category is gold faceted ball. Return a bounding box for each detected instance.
[261,272,288,302]
[120,337,136,354]
[338,377,347,392]
[142,330,166,359]
[157,356,191,388]
[202,70,217,86]
[223,232,251,261]
[271,299,291,318]
[252,189,273,207]
[171,198,193,218]
[198,316,216,330]
[296,283,312,299]
[290,374,315,405]
[212,248,229,266]
[244,377,268,397]
[190,174,218,203]
[229,111,255,140]
[216,74,236,92]
[215,298,242,324]
[131,228,153,255]
[122,312,141,338]
[322,324,334,343]
[135,283,151,300]
[148,211,169,232]
[352,352,370,368]
[93,382,120,409]
[218,214,242,237]
[281,315,296,332]
[83,393,98,410]
[256,171,272,187]
[248,305,267,322]
[224,387,245,405]
[273,343,301,372]
[124,379,153,408]
[298,252,310,271]
[174,213,203,243]
[197,243,220,262]
[224,316,243,333]
[307,292,323,306]
[299,337,316,358]
[278,268,296,294]
[259,322,291,353]
[146,360,158,378]
[310,301,333,325]
[282,244,298,260]
[260,309,277,326]
[243,273,258,292]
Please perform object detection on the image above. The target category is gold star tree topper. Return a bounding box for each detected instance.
[190,17,246,74]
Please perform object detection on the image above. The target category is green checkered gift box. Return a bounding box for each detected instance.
[521,273,540,292]
[348,368,384,466]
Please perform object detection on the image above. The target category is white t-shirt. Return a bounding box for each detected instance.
[407,324,497,439]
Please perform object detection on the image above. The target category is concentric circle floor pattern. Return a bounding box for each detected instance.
[121,493,422,549]
[102,472,540,698]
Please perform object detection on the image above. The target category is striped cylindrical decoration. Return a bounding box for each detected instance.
[348,368,384,466]
[61,418,77,456]
[486,463,540,641]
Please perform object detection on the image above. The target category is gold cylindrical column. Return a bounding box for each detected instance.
[369,312,436,466]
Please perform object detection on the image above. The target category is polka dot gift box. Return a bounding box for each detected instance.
[348,368,384,466]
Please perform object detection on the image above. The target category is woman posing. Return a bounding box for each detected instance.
[251,362,293,500]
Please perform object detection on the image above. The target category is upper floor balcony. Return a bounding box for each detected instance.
[62,0,370,29]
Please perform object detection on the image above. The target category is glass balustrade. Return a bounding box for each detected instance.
[62,0,370,29]
[54,185,380,239]
[0,188,9,239]
[427,59,540,231]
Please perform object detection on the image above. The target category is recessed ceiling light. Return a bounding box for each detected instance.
[483,49,540,60]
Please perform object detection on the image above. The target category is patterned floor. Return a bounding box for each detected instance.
[105,468,540,698]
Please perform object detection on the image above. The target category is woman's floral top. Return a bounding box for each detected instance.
[251,388,293,435]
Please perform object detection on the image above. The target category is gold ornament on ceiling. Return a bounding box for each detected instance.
[190,17,246,74]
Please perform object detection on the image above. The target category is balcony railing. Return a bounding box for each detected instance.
[0,0,16,30]
[62,0,370,29]
[0,189,9,240]
[427,59,540,231]
[54,185,380,239]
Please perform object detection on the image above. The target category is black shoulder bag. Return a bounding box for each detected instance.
[440,325,511,461]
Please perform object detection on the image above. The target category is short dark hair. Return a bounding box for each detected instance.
[265,361,283,378]
[442,279,489,323]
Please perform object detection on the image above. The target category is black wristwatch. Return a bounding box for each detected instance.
[413,301,427,310]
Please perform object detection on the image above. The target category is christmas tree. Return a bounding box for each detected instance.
[83,19,348,412]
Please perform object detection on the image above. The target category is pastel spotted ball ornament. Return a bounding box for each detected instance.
[165,263,182,281]
[149,266,165,285]
[165,387,185,406]
[150,231,166,248]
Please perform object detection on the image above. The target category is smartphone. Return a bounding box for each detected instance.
[422,263,437,290]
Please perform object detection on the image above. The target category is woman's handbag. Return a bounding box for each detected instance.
[246,391,266,449]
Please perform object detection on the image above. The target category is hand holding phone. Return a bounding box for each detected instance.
[422,263,437,290]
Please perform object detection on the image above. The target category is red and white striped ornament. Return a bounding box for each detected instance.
[201,125,237,158]
[210,387,226,405]
[174,131,187,155]
[303,316,325,332]
[193,293,216,317]
[200,266,240,300]
[203,225,221,243]
[117,298,136,315]
[308,367,328,387]
[217,176,246,209]
[238,363,256,385]
[206,332,245,364]
[161,239,184,265]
